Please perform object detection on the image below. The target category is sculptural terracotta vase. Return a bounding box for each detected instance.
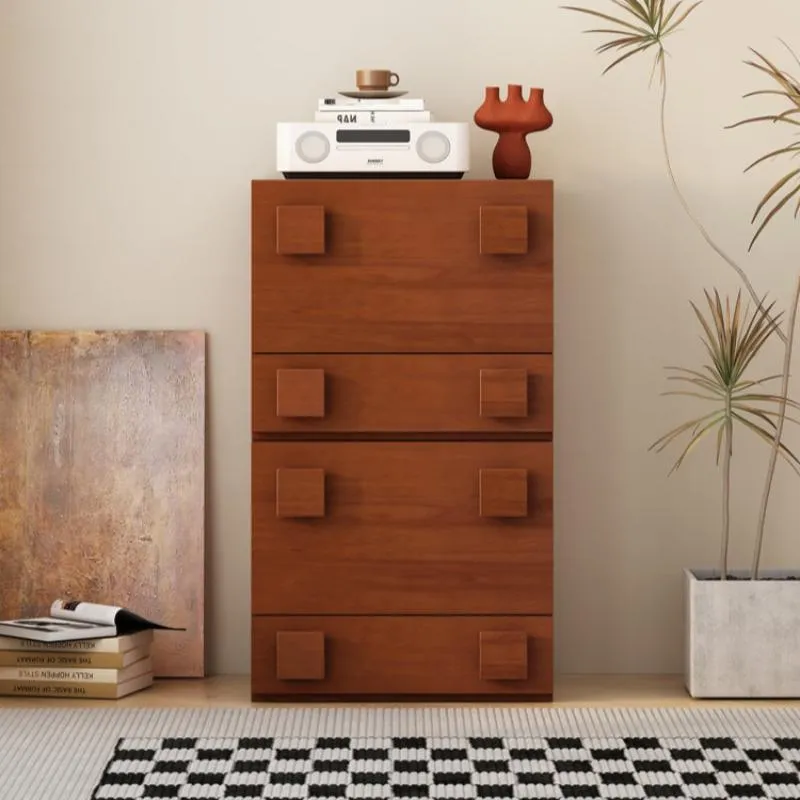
[474,85,554,179]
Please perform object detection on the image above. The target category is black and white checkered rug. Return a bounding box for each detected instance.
[91,735,800,798]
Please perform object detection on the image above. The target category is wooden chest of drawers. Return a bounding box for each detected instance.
[251,179,554,700]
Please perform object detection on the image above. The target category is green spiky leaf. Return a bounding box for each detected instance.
[729,45,800,246]
[651,290,799,474]
[564,0,703,79]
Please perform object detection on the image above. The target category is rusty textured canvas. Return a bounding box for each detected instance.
[0,331,206,677]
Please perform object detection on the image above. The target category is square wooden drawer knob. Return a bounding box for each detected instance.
[276,468,326,518]
[479,631,528,681]
[480,369,528,418]
[480,206,529,255]
[276,369,326,418]
[276,205,326,255]
[276,631,325,680]
[479,468,528,518]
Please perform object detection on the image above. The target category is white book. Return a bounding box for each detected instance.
[0,599,183,643]
[318,96,426,111]
[314,110,432,124]
[0,629,154,653]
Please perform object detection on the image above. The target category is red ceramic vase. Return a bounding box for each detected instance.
[474,85,554,179]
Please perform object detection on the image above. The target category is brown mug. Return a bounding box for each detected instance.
[356,69,400,91]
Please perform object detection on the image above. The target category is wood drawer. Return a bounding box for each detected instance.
[253,354,553,434]
[252,615,553,698]
[252,442,552,615]
[252,180,553,354]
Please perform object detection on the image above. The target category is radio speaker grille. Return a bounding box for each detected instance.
[295,131,330,164]
[416,130,451,164]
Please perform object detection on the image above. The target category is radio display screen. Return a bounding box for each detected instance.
[336,130,411,143]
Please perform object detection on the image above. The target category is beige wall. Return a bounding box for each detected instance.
[1,0,798,676]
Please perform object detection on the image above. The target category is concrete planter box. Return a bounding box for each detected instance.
[685,567,800,698]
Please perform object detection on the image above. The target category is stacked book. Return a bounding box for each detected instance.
[315,95,431,124]
[0,598,181,699]
[0,630,155,699]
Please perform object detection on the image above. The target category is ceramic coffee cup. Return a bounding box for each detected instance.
[356,69,400,91]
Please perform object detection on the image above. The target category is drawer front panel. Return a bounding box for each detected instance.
[252,615,553,697]
[252,442,552,615]
[252,180,553,353]
[253,354,553,434]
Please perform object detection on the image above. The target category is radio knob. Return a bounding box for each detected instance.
[295,131,330,164]
[416,130,451,164]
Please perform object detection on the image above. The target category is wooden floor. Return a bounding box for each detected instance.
[2,675,800,709]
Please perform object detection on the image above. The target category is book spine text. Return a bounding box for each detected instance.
[314,110,432,123]
[0,631,152,653]
[0,651,134,668]
[0,680,123,698]
[0,666,118,682]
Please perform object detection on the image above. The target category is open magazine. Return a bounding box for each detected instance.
[0,599,184,643]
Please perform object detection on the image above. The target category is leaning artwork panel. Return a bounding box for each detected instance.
[0,330,205,677]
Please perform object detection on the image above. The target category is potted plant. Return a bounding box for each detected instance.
[565,0,800,697]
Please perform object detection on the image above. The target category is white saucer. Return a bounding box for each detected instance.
[338,90,408,100]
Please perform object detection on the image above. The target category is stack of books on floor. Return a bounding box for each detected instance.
[0,597,181,699]
[0,629,155,699]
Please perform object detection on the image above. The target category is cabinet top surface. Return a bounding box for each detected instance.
[252,178,554,188]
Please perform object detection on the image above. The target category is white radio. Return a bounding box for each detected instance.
[277,122,469,179]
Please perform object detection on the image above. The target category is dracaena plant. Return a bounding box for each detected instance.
[565,0,800,579]
[727,45,800,249]
[649,291,800,579]
[562,0,701,77]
